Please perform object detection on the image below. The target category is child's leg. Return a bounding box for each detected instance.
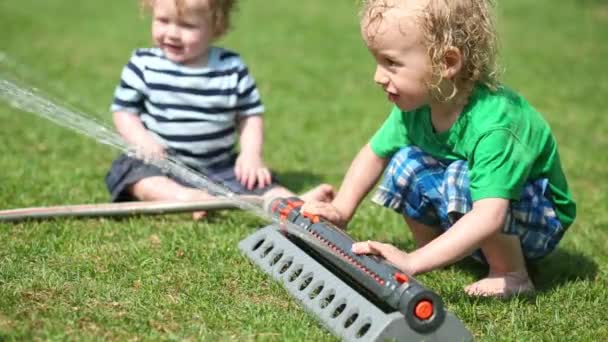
[403,216,441,248]
[464,232,534,297]
[371,147,531,297]
[129,162,334,208]
[202,159,335,203]
[106,155,212,219]
[370,147,559,297]
[263,184,335,203]
[465,178,565,297]
[129,176,212,220]
[404,212,534,297]
[129,176,211,201]
[404,210,534,297]
[130,176,334,220]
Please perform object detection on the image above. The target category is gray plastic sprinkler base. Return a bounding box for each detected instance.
[239,226,473,341]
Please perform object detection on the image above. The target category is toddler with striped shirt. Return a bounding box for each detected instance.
[106,0,333,218]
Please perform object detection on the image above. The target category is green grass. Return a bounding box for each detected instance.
[1,0,607,340]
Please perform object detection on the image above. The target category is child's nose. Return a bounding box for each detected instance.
[167,24,180,38]
[374,68,389,86]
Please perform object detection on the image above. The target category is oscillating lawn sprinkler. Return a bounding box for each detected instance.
[239,197,473,341]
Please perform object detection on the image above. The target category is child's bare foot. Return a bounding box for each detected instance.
[464,271,534,298]
[176,189,212,221]
[300,184,335,202]
[191,211,208,220]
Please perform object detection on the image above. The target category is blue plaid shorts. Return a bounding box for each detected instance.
[372,146,566,261]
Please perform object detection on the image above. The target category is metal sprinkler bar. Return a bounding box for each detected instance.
[0,196,263,222]
[239,197,472,341]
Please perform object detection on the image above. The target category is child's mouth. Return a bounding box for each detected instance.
[163,43,183,54]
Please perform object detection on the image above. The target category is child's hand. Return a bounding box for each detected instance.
[235,153,272,190]
[132,140,166,161]
[301,200,348,228]
[352,240,417,275]
[113,111,166,161]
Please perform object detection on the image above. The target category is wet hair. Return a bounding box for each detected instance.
[361,0,500,102]
[141,0,237,38]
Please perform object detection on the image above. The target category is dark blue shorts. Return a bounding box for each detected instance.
[105,154,279,202]
[372,146,566,261]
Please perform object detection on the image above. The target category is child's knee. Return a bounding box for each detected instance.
[375,146,446,223]
[385,146,435,190]
[444,160,469,190]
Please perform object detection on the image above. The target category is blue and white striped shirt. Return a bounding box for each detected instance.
[111,47,265,170]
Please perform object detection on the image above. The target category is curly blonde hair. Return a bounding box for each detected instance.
[141,0,237,38]
[361,0,500,102]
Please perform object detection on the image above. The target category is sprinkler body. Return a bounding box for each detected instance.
[265,197,446,333]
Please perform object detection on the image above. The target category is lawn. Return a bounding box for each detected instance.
[1,0,607,340]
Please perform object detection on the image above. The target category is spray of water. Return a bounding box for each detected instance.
[0,77,273,221]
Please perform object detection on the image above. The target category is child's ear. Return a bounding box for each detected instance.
[442,47,463,80]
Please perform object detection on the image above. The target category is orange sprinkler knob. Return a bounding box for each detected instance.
[302,211,320,223]
[291,200,304,207]
[414,300,434,320]
[394,272,409,284]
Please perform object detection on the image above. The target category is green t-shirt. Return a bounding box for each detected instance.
[370,85,576,228]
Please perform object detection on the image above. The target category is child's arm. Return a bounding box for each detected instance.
[302,143,388,227]
[236,115,271,190]
[353,198,509,274]
[113,111,165,158]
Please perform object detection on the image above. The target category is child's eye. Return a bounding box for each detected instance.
[180,21,200,29]
[155,17,169,24]
[386,58,398,67]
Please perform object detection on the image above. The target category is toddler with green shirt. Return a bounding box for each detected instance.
[301,0,575,298]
